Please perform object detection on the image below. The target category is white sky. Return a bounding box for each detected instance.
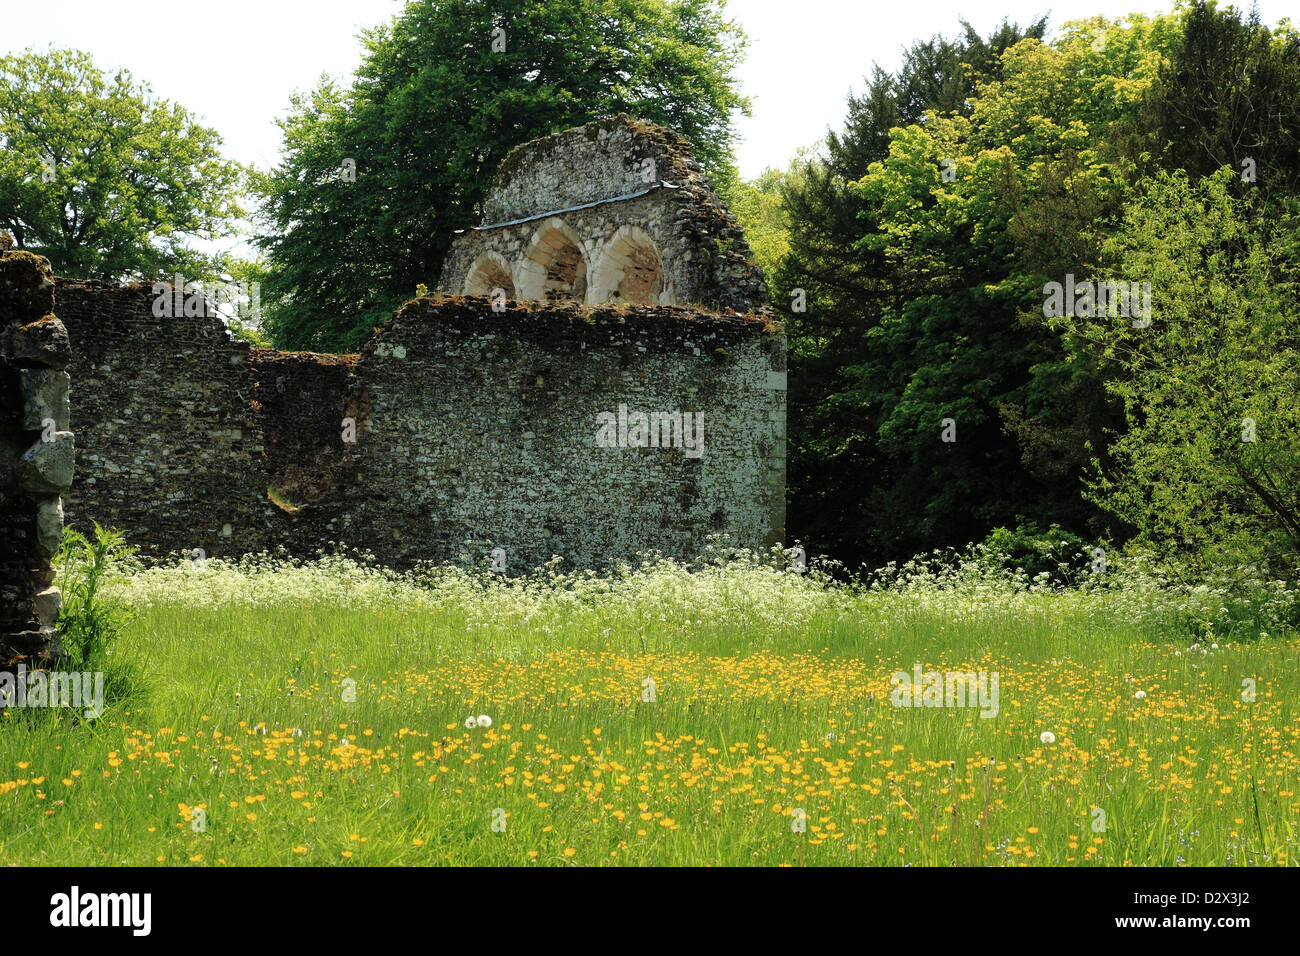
[2,0,1292,252]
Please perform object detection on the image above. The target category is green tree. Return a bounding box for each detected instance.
[775,17,1064,565]
[1147,0,1300,193]
[720,160,805,285]
[255,0,750,351]
[1056,169,1300,568]
[780,14,1191,566]
[0,48,245,281]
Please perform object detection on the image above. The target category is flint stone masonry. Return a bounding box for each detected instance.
[53,286,786,570]
[250,349,355,505]
[439,116,767,312]
[335,296,786,570]
[1,232,73,662]
[55,278,276,558]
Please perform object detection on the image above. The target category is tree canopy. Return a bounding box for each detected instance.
[0,47,245,281]
[762,2,1300,570]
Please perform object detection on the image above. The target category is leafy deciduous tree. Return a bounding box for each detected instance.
[0,47,245,281]
[1057,169,1300,568]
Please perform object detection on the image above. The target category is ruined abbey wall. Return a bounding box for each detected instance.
[333,297,786,571]
[11,118,786,581]
[50,286,786,571]
[249,349,354,506]
[56,279,275,560]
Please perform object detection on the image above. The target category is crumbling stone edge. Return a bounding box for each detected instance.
[1,232,74,664]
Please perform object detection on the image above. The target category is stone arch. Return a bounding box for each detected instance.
[586,225,669,306]
[464,251,516,298]
[516,218,588,304]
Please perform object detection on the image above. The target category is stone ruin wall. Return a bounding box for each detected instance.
[55,279,276,561]
[50,285,786,571]
[1,237,74,663]
[439,116,766,313]
[9,117,786,583]
[335,297,786,571]
[248,349,354,507]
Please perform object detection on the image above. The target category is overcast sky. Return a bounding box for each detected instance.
[3,0,1292,248]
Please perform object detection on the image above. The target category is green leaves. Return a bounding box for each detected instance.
[1058,168,1300,568]
[775,12,1283,567]
[1148,0,1300,193]
[779,18,1097,567]
[0,48,245,281]
[56,522,137,667]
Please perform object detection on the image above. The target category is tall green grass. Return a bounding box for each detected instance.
[1,544,1296,866]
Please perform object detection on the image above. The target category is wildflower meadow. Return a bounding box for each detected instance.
[3,543,1296,867]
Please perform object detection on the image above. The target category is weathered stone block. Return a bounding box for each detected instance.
[33,586,61,626]
[2,630,48,658]
[18,431,75,494]
[7,316,72,369]
[21,368,70,431]
[36,497,64,558]
[58,278,272,559]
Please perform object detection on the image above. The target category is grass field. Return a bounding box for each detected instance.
[2,547,1298,866]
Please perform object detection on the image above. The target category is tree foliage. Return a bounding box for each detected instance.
[1148,0,1300,192]
[772,2,1300,569]
[1057,169,1300,567]
[0,48,245,281]
[773,16,1172,567]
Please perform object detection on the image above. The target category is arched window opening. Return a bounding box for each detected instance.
[464,253,515,299]
[518,221,588,304]
[588,227,667,306]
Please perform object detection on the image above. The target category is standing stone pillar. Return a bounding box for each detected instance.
[1,233,74,663]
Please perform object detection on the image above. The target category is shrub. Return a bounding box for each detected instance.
[977,522,1099,587]
[56,523,137,666]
